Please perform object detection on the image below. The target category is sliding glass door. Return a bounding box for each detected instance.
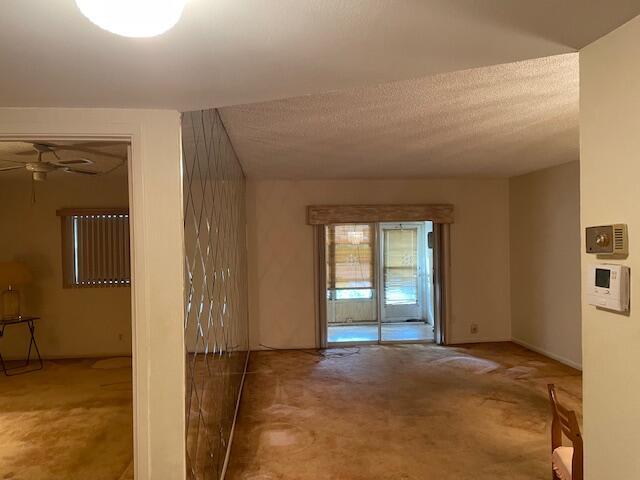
[380,223,423,320]
[379,222,433,342]
[324,221,436,345]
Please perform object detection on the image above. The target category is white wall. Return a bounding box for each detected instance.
[580,16,640,479]
[0,108,185,480]
[246,178,511,350]
[0,175,131,359]
[509,161,582,369]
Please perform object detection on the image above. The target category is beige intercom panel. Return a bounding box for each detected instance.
[585,224,628,255]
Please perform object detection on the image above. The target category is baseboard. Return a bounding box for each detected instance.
[511,337,582,371]
[220,350,250,480]
[447,336,512,345]
[253,343,317,351]
[1,352,132,361]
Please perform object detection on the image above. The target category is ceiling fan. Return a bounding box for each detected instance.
[0,143,101,181]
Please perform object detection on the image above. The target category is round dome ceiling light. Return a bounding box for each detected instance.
[75,0,187,38]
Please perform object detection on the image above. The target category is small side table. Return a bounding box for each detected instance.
[0,316,43,376]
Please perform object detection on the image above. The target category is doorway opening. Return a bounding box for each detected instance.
[325,221,436,345]
[0,139,134,479]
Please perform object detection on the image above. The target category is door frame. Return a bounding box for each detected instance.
[377,222,427,324]
[0,109,186,480]
[317,221,445,348]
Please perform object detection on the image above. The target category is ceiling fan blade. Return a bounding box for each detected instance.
[0,157,28,164]
[64,168,98,175]
[14,144,54,156]
[12,143,127,161]
[71,141,130,148]
[0,165,25,172]
[53,158,93,166]
[14,150,36,156]
[54,145,126,160]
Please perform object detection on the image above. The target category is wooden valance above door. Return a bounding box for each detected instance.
[306,204,454,225]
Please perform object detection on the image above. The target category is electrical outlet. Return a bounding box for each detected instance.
[470,324,479,335]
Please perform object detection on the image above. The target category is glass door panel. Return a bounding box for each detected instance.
[380,222,432,342]
[325,224,379,344]
[383,228,419,307]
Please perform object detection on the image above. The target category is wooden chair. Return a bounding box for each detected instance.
[548,384,583,480]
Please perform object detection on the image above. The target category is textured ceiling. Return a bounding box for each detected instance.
[0,1,637,109]
[220,54,579,179]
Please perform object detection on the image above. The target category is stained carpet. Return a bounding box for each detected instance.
[226,342,582,480]
[0,358,133,480]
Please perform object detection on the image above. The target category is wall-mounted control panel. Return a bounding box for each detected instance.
[587,264,630,312]
[585,224,628,255]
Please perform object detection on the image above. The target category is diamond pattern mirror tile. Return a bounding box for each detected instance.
[182,109,249,479]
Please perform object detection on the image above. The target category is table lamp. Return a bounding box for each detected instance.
[0,262,32,319]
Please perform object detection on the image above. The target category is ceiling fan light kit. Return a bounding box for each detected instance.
[25,162,56,182]
[75,0,187,38]
[32,171,48,182]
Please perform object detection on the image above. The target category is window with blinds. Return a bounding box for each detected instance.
[383,227,418,305]
[57,208,131,288]
[325,224,374,300]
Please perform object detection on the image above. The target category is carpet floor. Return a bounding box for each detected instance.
[226,342,582,480]
[0,358,133,480]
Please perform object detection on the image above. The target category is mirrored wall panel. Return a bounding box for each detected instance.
[182,109,249,479]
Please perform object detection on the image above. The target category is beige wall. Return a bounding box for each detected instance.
[509,161,582,369]
[0,175,131,359]
[580,16,640,479]
[0,108,185,480]
[246,178,511,350]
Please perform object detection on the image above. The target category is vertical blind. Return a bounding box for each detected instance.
[58,208,131,288]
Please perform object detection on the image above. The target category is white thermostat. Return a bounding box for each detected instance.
[587,264,630,312]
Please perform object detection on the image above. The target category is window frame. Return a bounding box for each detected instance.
[57,207,131,289]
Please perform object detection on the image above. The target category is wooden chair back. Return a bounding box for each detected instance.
[548,384,583,480]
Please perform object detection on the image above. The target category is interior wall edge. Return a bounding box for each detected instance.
[215,109,250,178]
[579,14,640,478]
[219,351,251,480]
[512,337,582,370]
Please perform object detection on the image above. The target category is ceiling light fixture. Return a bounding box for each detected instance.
[75,0,187,38]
